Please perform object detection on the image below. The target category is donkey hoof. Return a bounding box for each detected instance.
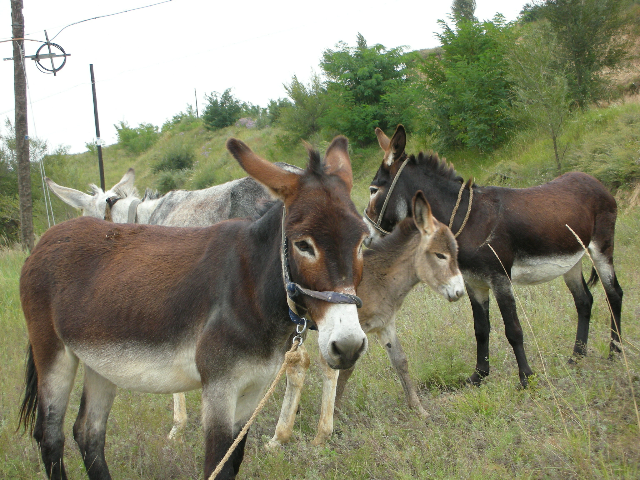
[466,370,488,386]
[568,354,584,366]
[265,438,284,451]
[167,426,183,441]
[417,406,430,419]
[311,434,330,446]
[518,373,537,389]
[608,341,622,359]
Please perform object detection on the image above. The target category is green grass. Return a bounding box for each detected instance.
[1,204,639,478]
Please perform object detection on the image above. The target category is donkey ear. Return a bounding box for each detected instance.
[323,135,353,192]
[375,127,390,151]
[45,177,96,211]
[413,191,436,236]
[387,125,407,167]
[226,138,299,199]
[112,168,135,192]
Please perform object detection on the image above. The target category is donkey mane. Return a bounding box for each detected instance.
[411,151,464,185]
[142,187,162,201]
[306,149,325,176]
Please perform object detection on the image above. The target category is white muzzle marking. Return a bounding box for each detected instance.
[317,303,367,369]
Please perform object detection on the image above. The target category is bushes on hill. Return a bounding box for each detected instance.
[419,15,517,152]
[115,121,159,154]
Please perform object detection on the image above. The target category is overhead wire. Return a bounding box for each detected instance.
[49,0,173,42]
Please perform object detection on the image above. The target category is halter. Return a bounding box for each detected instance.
[280,206,363,337]
[363,157,411,236]
[363,157,473,238]
[103,196,141,223]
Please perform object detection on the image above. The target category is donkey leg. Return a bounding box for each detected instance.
[466,285,491,385]
[202,385,241,480]
[312,354,340,446]
[377,318,427,417]
[168,393,187,439]
[34,348,79,480]
[608,274,624,355]
[589,247,624,356]
[334,365,355,410]
[267,343,310,449]
[72,366,117,480]
[493,280,534,387]
[563,261,593,358]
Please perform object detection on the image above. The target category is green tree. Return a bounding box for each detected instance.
[420,15,516,151]
[114,121,159,154]
[265,98,292,126]
[543,0,629,108]
[277,73,328,144]
[320,34,413,146]
[202,89,243,131]
[452,0,477,22]
[507,22,571,173]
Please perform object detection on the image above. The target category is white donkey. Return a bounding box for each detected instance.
[45,168,275,227]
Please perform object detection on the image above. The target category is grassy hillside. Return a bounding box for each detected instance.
[36,97,640,235]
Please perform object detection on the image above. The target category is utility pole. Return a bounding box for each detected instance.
[90,64,105,191]
[11,0,34,251]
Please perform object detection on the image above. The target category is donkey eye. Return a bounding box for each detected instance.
[369,186,378,197]
[435,253,447,260]
[295,240,315,256]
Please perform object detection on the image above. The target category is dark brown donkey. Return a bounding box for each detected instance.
[18,136,370,480]
[365,125,623,387]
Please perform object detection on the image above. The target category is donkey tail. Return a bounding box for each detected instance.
[586,267,600,289]
[17,343,38,435]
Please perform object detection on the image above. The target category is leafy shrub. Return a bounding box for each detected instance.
[319,34,412,146]
[419,16,517,151]
[152,144,195,173]
[161,105,199,133]
[154,169,191,194]
[202,89,243,131]
[114,121,159,154]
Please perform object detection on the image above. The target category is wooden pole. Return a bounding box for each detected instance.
[90,64,105,191]
[11,0,34,251]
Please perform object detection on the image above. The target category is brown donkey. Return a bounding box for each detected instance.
[269,192,465,447]
[365,125,623,388]
[18,136,369,480]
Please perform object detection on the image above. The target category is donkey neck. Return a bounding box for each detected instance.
[107,196,158,224]
[358,228,421,322]
[413,167,471,230]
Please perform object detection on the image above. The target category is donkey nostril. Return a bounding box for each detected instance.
[331,341,342,358]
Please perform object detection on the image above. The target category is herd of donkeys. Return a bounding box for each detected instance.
[18,125,623,479]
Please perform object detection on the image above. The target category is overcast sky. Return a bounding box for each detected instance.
[1,0,530,155]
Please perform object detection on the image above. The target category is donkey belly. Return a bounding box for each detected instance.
[511,251,584,285]
[71,341,201,393]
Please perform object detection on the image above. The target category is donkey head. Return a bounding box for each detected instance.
[227,136,369,369]
[411,191,465,302]
[365,125,412,242]
[46,168,137,221]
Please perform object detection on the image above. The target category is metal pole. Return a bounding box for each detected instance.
[90,64,105,191]
[194,87,199,118]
